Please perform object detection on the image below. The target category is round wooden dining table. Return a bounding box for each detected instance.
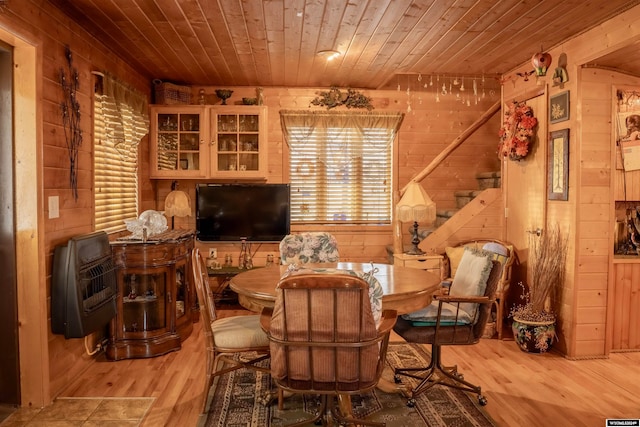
[229,262,441,315]
[229,261,441,401]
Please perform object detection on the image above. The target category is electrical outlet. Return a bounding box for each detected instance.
[209,248,217,259]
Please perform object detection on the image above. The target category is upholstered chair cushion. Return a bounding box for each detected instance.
[401,301,473,326]
[279,232,340,264]
[211,315,271,349]
[444,246,466,277]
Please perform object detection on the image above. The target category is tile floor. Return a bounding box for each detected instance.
[0,397,154,426]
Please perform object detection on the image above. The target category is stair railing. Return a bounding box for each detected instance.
[393,100,501,254]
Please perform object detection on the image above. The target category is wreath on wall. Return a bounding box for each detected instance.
[310,87,374,110]
[498,101,538,161]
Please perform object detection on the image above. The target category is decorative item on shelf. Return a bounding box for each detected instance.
[242,97,257,105]
[128,275,137,300]
[125,210,168,239]
[238,240,253,269]
[164,180,191,229]
[198,88,206,105]
[510,226,567,353]
[310,87,374,110]
[498,101,538,161]
[224,254,233,267]
[59,45,82,201]
[396,181,436,255]
[215,89,233,105]
[256,87,264,105]
[153,79,191,105]
[531,49,552,76]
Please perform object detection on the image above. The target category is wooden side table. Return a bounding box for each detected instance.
[108,231,195,360]
[393,253,443,280]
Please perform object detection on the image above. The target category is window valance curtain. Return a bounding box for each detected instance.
[279,110,404,224]
[94,73,149,232]
[280,110,404,156]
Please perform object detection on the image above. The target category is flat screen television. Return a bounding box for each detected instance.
[196,183,290,242]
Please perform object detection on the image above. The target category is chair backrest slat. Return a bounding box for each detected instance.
[268,272,385,394]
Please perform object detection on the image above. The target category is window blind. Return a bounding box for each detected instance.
[94,74,149,233]
[281,111,404,224]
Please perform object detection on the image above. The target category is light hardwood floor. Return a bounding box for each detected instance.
[56,308,640,427]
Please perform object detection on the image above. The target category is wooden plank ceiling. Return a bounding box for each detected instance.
[49,0,640,89]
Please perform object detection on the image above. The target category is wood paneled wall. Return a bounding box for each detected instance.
[156,84,502,265]
[610,261,640,350]
[502,6,640,358]
[1,0,153,406]
[13,0,640,407]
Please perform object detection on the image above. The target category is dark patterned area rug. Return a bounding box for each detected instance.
[205,343,496,427]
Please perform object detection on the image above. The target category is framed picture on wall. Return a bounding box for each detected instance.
[548,129,569,201]
[550,91,570,124]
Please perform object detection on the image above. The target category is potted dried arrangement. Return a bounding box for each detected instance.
[510,226,567,353]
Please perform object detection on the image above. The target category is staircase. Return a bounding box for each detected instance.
[386,172,503,262]
[435,171,501,227]
[391,100,502,256]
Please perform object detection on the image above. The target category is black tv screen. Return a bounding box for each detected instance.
[196,184,290,242]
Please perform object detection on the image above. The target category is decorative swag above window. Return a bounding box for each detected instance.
[280,110,404,224]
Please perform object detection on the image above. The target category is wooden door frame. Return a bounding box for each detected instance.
[0,27,49,408]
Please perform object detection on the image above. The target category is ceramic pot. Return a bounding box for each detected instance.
[512,317,556,353]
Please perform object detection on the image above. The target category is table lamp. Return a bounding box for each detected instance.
[396,181,436,255]
[164,181,191,229]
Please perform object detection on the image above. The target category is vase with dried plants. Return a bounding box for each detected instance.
[510,226,568,353]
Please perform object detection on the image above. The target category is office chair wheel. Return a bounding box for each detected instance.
[478,395,487,406]
[406,398,416,408]
[394,374,402,383]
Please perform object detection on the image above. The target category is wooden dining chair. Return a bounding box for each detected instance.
[260,271,397,426]
[442,239,515,339]
[191,248,271,414]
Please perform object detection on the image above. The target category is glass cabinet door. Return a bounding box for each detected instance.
[175,263,186,321]
[213,107,265,177]
[122,272,166,333]
[157,112,202,172]
[150,106,208,178]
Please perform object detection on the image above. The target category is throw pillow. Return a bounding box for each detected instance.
[482,242,508,257]
[481,242,513,292]
[444,246,466,277]
[449,247,493,319]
